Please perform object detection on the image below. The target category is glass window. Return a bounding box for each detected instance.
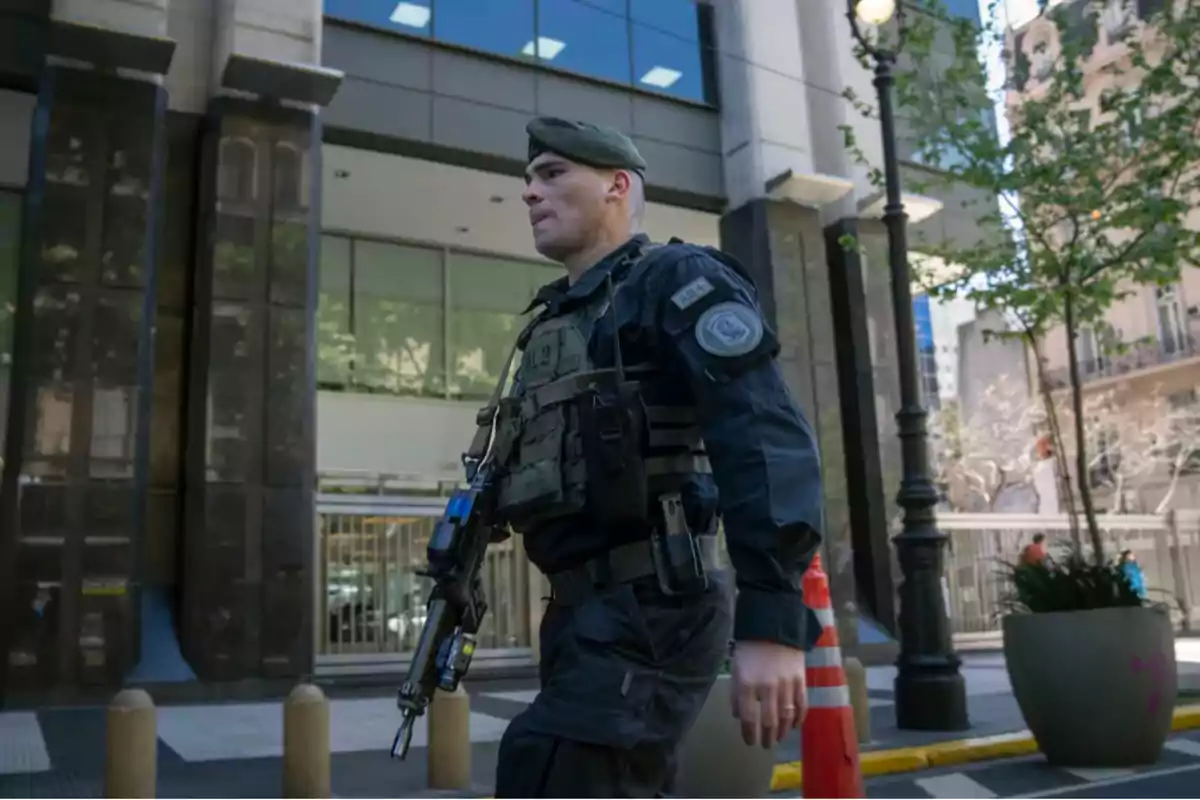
[630,0,706,103]
[448,253,541,400]
[536,0,631,85]
[318,236,353,388]
[324,0,432,36]
[353,241,446,397]
[939,0,981,23]
[434,0,535,60]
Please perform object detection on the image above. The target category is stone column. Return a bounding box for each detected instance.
[177,0,341,682]
[0,2,175,695]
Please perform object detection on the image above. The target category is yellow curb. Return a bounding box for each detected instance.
[1171,703,1200,731]
[923,731,1039,767]
[768,704,1200,792]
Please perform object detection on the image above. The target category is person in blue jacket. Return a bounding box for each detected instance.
[1119,549,1147,599]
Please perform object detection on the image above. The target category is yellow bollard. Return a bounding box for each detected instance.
[427,685,471,790]
[283,683,331,798]
[105,688,157,799]
[843,656,872,745]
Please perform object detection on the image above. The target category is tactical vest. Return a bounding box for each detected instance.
[464,248,711,535]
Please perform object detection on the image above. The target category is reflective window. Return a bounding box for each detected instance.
[323,0,715,105]
[434,0,535,60]
[939,0,981,23]
[354,240,446,397]
[630,0,707,103]
[448,253,561,400]
[317,235,353,388]
[314,235,561,401]
[537,0,630,85]
[324,0,432,36]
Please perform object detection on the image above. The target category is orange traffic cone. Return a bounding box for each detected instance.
[801,554,864,798]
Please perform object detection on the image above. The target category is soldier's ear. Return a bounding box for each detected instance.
[605,169,633,203]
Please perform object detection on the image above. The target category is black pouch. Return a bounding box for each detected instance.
[577,379,650,529]
[650,493,709,597]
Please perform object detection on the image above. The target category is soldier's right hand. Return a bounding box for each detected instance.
[729,640,808,748]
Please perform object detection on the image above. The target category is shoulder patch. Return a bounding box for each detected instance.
[695,302,764,358]
[670,276,715,311]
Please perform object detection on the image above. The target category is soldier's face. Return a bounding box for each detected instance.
[523,154,627,261]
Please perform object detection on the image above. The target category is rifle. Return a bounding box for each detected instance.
[390,451,504,760]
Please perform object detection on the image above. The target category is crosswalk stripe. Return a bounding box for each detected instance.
[0,712,51,775]
[915,772,998,798]
[1062,767,1136,781]
[1164,738,1200,758]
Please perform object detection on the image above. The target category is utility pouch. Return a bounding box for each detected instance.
[650,492,709,597]
[495,404,586,530]
[577,379,649,529]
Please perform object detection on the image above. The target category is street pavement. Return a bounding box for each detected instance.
[862,729,1200,798]
[0,646,1197,798]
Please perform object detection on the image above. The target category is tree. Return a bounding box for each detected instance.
[1072,389,1158,511]
[930,378,1044,511]
[842,0,1200,562]
[1061,388,1200,513]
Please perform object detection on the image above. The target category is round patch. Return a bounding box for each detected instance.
[694,302,764,358]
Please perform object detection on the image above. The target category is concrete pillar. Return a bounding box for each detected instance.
[172,0,341,683]
[283,683,331,798]
[0,0,175,695]
[105,688,157,798]
[427,686,472,790]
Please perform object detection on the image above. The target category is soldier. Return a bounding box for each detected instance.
[486,117,824,797]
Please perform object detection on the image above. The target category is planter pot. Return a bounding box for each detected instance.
[674,674,778,798]
[1003,604,1177,768]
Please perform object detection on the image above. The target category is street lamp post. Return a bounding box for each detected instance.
[845,0,969,731]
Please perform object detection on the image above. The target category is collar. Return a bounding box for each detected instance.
[522,234,651,315]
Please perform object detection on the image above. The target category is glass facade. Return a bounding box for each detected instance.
[323,0,715,104]
[939,0,981,24]
[913,293,941,410]
[317,234,560,401]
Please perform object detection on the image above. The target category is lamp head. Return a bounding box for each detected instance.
[856,0,897,25]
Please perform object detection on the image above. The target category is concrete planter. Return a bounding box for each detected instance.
[1003,604,1177,767]
[674,674,778,797]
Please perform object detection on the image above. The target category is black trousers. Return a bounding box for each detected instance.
[494,572,732,798]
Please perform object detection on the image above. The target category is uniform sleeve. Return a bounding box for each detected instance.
[651,250,824,651]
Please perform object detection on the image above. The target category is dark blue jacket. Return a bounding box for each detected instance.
[517,234,824,651]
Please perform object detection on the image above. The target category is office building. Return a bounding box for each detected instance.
[0,0,991,695]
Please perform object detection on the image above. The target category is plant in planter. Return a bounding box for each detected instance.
[674,641,779,798]
[1000,549,1178,767]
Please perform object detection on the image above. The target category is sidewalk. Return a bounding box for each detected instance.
[1,648,1197,798]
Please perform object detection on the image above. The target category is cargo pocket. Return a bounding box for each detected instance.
[538,584,657,749]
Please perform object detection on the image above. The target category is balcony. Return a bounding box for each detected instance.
[1044,331,1200,390]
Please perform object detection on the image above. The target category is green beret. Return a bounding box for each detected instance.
[526,116,647,174]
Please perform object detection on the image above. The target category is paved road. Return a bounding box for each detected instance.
[865,729,1200,799]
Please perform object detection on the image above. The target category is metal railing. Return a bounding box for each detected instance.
[1043,333,1200,389]
[940,510,1200,635]
[314,493,535,676]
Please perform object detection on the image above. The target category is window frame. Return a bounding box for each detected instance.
[322,0,719,109]
[317,229,560,402]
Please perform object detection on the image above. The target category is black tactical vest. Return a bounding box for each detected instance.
[463,246,711,535]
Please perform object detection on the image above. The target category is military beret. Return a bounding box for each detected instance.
[526,116,647,174]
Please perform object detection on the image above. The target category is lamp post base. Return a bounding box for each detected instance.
[894,667,970,731]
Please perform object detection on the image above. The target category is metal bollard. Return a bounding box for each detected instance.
[283,683,331,798]
[843,656,872,745]
[427,685,471,790]
[105,688,157,799]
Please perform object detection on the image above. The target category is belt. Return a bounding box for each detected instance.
[547,535,722,606]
